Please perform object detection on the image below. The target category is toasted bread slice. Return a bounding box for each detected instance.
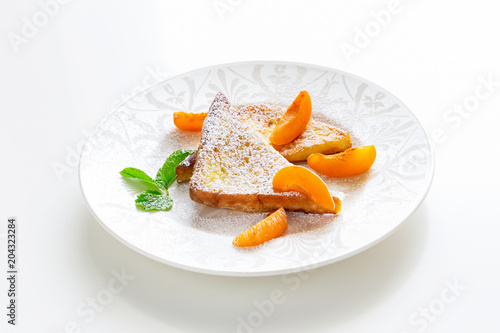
[189,93,335,213]
[235,104,351,162]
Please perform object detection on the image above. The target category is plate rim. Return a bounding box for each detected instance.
[79,60,435,277]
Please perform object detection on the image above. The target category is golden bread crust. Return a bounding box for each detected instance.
[190,186,334,213]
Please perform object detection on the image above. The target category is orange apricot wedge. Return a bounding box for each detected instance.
[307,145,376,177]
[173,111,208,131]
[332,195,342,214]
[273,166,335,212]
[233,207,288,247]
[269,91,312,145]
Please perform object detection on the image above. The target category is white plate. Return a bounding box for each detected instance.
[79,61,434,276]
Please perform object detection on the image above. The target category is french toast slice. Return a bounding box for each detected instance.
[235,104,351,162]
[176,104,351,182]
[189,92,335,213]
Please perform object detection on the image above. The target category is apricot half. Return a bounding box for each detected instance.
[307,145,376,177]
[233,207,288,247]
[273,165,335,212]
[173,111,207,131]
[269,91,311,145]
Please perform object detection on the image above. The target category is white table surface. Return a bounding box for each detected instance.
[1,1,499,332]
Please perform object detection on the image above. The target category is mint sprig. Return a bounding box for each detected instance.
[135,190,173,211]
[120,149,195,211]
[120,167,162,190]
[158,149,196,188]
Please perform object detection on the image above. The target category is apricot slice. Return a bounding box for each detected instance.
[332,195,342,214]
[307,145,376,177]
[269,91,311,145]
[273,166,335,212]
[233,207,288,247]
[173,111,208,131]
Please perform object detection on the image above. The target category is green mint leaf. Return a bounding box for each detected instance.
[135,190,173,211]
[120,167,161,190]
[121,149,194,212]
[155,169,165,188]
[120,167,153,181]
[158,149,196,188]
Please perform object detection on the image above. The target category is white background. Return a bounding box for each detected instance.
[1,0,499,332]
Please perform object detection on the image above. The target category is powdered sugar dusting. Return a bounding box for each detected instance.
[190,93,291,195]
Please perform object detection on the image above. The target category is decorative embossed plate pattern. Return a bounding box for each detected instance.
[79,61,434,276]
